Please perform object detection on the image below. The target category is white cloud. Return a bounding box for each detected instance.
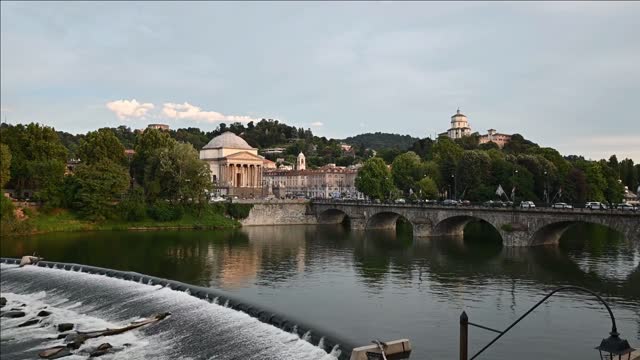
[162,102,255,123]
[310,121,323,127]
[106,99,154,119]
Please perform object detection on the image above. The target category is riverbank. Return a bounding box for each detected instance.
[1,208,240,236]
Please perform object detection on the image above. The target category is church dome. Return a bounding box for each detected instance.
[452,108,466,118]
[203,131,253,150]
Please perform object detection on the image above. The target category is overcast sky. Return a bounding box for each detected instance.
[1,2,639,161]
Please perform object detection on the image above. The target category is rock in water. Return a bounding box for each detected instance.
[0,297,6,307]
[18,318,40,327]
[1,310,26,318]
[63,333,87,349]
[38,310,52,317]
[90,343,113,357]
[38,346,72,359]
[97,343,113,351]
[57,323,74,332]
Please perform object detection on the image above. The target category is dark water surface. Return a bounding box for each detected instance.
[2,223,639,359]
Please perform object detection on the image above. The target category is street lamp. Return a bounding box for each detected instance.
[459,286,634,360]
[451,174,457,201]
[544,171,549,206]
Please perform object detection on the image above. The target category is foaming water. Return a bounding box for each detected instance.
[0,263,337,360]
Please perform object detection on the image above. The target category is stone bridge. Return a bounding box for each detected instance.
[310,202,640,247]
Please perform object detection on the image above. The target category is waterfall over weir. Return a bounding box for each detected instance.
[0,258,352,360]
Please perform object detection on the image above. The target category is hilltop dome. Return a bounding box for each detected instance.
[451,108,467,118]
[203,131,253,150]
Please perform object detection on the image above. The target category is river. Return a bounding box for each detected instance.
[1,222,639,359]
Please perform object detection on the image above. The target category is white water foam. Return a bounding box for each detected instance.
[1,263,339,360]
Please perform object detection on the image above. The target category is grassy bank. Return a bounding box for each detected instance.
[3,207,241,236]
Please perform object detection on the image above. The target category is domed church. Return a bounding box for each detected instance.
[199,132,267,197]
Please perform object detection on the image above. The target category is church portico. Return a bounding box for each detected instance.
[199,132,266,198]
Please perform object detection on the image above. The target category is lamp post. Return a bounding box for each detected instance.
[452,174,457,201]
[544,171,549,207]
[459,286,634,360]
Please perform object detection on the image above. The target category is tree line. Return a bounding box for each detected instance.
[356,134,639,204]
[0,123,246,226]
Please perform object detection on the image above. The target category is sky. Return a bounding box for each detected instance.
[1,1,639,161]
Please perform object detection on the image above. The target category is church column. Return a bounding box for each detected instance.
[252,165,257,187]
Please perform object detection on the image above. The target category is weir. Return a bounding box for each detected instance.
[0,258,356,360]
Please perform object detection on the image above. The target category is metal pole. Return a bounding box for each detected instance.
[460,311,468,360]
[469,286,619,359]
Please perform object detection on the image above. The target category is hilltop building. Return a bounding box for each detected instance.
[147,124,169,131]
[439,109,512,148]
[199,131,266,198]
[439,109,472,139]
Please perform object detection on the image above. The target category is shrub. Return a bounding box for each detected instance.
[1,196,14,220]
[148,201,183,222]
[226,203,253,220]
[118,187,147,221]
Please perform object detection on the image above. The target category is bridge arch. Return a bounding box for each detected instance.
[317,208,350,225]
[366,211,413,233]
[433,215,502,240]
[528,220,624,246]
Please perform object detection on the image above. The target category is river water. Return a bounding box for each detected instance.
[1,223,639,359]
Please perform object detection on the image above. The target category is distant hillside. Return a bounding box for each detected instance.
[342,132,419,151]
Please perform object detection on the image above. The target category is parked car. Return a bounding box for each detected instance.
[460,200,471,206]
[483,200,506,208]
[442,199,459,206]
[552,202,573,209]
[520,201,536,209]
[615,203,636,211]
[585,202,608,210]
[394,198,406,204]
[424,200,439,205]
[210,196,226,203]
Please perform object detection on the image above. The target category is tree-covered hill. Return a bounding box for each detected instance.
[342,132,420,151]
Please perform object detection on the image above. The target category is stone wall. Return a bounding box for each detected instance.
[240,202,318,226]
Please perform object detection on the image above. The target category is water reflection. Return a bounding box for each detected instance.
[2,224,638,300]
[1,223,638,359]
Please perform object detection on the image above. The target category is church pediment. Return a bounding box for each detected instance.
[223,151,265,162]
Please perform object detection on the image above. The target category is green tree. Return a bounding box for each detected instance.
[145,142,211,205]
[132,128,174,186]
[74,160,130,220]
[0,143,11,188]
[355,157,395,200]
[77,128,126,165]
[0,123,68,201]
[416,177,439,199]
[454,133,480,150]
[457,150,491,201]
[391,151,423,195]
[432,138,463,193]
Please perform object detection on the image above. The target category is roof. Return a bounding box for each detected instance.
[451,109,467,118]
[202,131,253,150]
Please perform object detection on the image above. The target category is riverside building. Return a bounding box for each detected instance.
[199,131,268,198]
[263,153,364,199]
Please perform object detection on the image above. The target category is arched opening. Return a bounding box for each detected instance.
[530,221,624,247]
[433,215,503,246]
[366,212,413,237]
[318,209,350,227]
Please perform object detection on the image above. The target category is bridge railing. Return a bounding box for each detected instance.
[310,199,639,215]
